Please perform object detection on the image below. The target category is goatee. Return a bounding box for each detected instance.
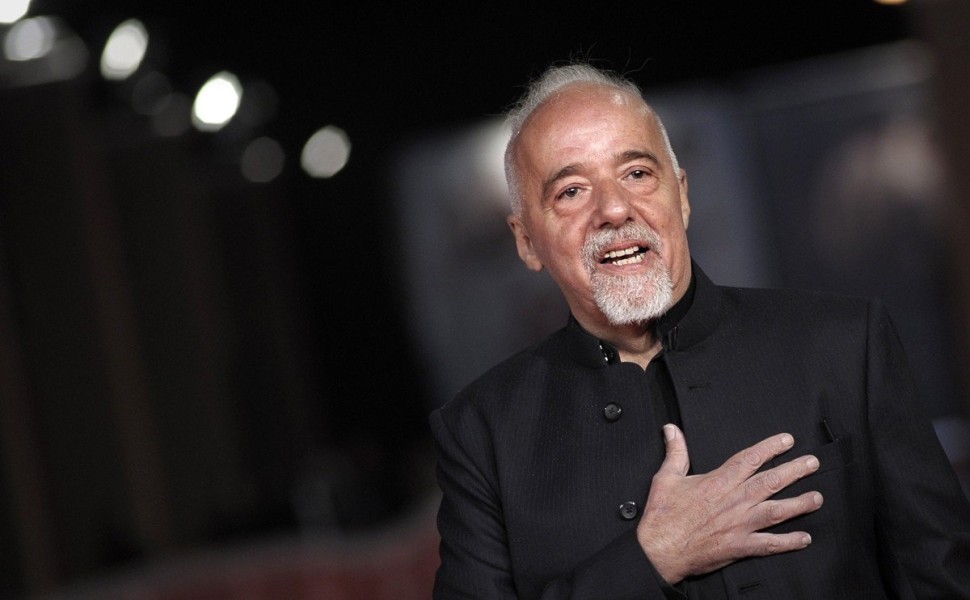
[581,223,674,325]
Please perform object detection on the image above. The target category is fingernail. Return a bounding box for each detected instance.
[813,492,824,507]
[663,424,675,441]
[802,534,812,546]
[781,434,794,447]
[806,456,819,470]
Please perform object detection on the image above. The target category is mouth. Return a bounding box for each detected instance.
[600,245,648,266]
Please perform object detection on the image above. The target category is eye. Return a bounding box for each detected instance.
[624,168,661,191]
[558,186,581,200]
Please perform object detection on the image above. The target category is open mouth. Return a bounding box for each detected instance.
[600,245,647,266]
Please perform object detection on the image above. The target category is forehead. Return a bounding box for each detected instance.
[515,84,662,171]
[529,82,649,122]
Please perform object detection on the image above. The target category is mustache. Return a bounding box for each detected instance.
[582,222,663,267]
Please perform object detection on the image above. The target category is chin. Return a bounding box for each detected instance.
[593,270,674,325]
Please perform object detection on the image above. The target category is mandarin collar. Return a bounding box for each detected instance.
[565,261,726,368]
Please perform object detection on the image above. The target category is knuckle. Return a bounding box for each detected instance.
[764,501,784,524]
[744,471,785,499]
[762,470,783,493]
[765,537,782,555]
[723,457,744,476]
[742,448,762,467]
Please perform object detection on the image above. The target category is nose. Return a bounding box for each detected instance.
[594,181,633,228]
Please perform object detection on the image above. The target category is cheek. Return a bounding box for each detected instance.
[540,220,579,249]
[545,234,589,274]
[656,210,687,238]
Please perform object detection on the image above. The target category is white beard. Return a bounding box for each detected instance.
[582,223,674,326]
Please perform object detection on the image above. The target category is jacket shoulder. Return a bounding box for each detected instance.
[431,326,571,425]
[720,284,876,322]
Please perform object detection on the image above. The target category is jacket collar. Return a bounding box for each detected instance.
[564,261,726,368]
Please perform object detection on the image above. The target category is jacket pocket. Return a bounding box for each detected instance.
[806,435,853,475]
[767,435,853,474]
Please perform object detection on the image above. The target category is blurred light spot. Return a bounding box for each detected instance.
[0,0,30,24]
[192,71,243,132]
[100,18,148,80]
[152,92,192,137]
[301,126,351,178]
[131,71,172,115]
[241,137,285,183]
[3,15,55,61]
[874,0,907,4]
[476,120,512,204]
[0,16,86,85]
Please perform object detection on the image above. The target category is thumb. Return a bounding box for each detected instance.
[659,424,690,477]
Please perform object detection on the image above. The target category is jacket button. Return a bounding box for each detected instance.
[603,403,622,422]
[619,501,639,520]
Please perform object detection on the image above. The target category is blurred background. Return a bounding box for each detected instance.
[1,0,969,598]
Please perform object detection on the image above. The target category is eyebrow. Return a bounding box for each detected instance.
[541,164,581,200]
[620,149,663,168]
[539,149,664,199]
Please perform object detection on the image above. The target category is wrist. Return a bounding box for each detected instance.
[637,524,686,585]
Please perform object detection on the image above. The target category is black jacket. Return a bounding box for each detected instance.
[430,265,970,599]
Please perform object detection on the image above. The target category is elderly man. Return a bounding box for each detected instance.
[429,63,970,599]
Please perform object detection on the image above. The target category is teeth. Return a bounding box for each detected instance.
[604,246,641,259]
[613,253,644,266]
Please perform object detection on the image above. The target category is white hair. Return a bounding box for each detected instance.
[581,221,674,324]
[503,63,680,215]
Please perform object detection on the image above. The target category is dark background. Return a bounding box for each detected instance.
[55,2,911,142]
[53,0,913,472]
[5,1,970,598]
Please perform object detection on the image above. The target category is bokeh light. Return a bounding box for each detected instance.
[100,18,149,81]
[3,15,55,61]
[0,0,30,24]
[241,137,286,183]
[300,125,351,178]
[191,71,243,132]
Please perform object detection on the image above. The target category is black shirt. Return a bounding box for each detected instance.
[596,274,696,428]
[591,275,730,599]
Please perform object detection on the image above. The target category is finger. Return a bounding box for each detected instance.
[744,454,820,501]
[718,432,795,483]
[743,530,814,558]
[657,423,690,477]
[753,491,824,530]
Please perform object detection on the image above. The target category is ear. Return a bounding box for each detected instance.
[677,169,691,229]
[507,214,544,272]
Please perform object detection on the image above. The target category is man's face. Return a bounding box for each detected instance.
[507,83,692,330]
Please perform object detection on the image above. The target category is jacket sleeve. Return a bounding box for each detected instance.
[430,408,681,600]
[866,301,970,597]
